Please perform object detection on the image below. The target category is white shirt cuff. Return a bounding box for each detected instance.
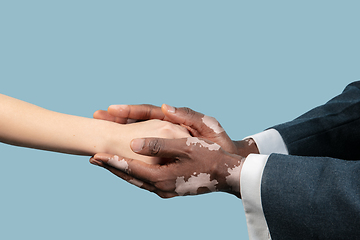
[246,129,288,155]
[241,154,271,240]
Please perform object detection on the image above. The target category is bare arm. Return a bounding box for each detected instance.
[0,94,190,163]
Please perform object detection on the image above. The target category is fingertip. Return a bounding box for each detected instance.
[89,157,104,167]
[93,110,118,122]
[162,104,176,114]
[93,153,115,163]
[93,110,104,119]
[89,157,96,164]
[108,105,129,116]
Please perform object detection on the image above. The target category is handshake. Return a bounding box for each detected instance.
[90,104,259,199]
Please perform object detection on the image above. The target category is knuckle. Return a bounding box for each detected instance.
[144,105,154,119]
[159,121,172,130]
[182,107,196,118]
[147,139,163,156]
[184,143,197,156]
[138,104,155,119]
[158,122,177,137]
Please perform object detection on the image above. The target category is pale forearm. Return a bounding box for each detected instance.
[0,94,121,156]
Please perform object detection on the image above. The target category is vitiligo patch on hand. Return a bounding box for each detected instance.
[246,138,255,146]
[186,137,221,151]
[202,115,225,134]
[129,178,144,188]
[107,155,129,172]
[225,164,241,193]
[175,173,218,196]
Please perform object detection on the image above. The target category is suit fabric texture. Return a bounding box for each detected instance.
[261,81,360,239]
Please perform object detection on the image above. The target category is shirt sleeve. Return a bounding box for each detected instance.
[246,128,288,155]
[241,154,271,240]
[240,129,288,240]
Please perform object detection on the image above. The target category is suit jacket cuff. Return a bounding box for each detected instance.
[241,154,271,240]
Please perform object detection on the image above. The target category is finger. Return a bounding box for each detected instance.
[108,104,168,121]
[93,110,129,124]
[92,153,163,184]
[107,163,177,199]
[90,155,156,191]
[130,138,189,158]
[161,104,225,136]
[93,110,116,121]
[89,157,107,167]
[90,155,177,198]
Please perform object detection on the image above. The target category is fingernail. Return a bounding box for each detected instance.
[163,104,175,114]
[131,138,145,152]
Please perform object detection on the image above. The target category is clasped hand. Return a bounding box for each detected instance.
[90,104,258,198]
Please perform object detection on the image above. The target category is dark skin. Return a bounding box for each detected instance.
[91,104,259,198]
[91,137,245,198]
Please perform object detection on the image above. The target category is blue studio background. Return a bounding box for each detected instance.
[0,1,359,239]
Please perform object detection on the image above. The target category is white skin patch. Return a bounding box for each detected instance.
[107,155,129,172]
[186,137,221,151]
[129,179,144,188]
[225,164,241,193]
[247,138,255,146]
[175,173,218,196]
[202,115,225,134]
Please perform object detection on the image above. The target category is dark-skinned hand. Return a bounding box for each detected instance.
[93,104,259,156]
[90,137,245,198]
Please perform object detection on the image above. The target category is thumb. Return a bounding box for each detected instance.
[131,137,188,158]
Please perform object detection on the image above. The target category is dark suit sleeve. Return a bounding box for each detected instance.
[261,154,360,240]
[273,81,360,160]
[260,82,360,239]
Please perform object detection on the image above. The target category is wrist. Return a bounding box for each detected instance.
[214,152,245,198]
[104,121,129,156]
[233,138,259,157]
[87,119,120,155]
